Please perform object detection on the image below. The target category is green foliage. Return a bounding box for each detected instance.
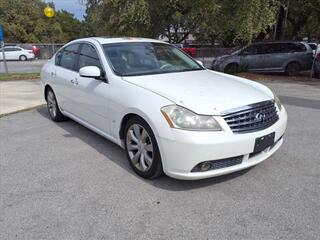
[84,0,279,45]
[0,0,84,43]
[1,0,319,45]
[284,0,320,40]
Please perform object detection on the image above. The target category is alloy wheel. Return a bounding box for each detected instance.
[126,124,154,172]
[47,91,57,118]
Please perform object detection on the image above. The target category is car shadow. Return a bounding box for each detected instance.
[37,106,252,191]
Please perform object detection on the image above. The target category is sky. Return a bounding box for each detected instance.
[45,0,86,20]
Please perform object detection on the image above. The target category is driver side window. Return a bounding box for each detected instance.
[242,45,259,55]
[77,43,102,71]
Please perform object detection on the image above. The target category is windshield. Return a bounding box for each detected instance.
[103,42,203,76]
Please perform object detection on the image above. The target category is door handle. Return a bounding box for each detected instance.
[51,72,56,77]
[70,79,79,85]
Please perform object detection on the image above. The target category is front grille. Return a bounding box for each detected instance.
[222,100,279,133]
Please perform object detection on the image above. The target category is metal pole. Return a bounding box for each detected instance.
[1,41,8,73]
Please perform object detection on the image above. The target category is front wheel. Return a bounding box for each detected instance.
[125,117,163,179]
[224,63,239,74]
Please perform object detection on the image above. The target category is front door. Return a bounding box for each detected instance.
[71,43,110,134]
[240,44,265,71]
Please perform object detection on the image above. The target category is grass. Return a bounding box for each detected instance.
[0,72,40,81]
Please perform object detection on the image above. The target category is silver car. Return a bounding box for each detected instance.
[211,41,313,75]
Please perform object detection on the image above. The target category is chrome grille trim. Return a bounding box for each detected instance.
[222,100,279,133]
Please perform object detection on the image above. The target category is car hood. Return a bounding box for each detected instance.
[122,70,273,115]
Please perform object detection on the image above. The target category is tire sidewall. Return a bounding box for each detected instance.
[46,89,66,122]
[224,63,239,74]
[124,116,163,179]
[19,55,27,61]
[286,62,300,76]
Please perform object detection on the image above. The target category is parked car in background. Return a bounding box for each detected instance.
[41,37,287,180]
[19,44,41,59]
[211,41,313,76]
[313,52,320,78]
[172,43,197,58]
[0,46,35,61]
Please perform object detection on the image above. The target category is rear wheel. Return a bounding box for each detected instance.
[19,55,27,61]
[124,116,163,179]
[46,89,67,122]
[286,62,300,76]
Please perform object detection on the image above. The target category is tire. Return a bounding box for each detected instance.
[313,66,320,79]
[46,89,67,122]
[124,116,163,179]
[285,62,300,76]
[19,55,27,61]
[224,63,239,74]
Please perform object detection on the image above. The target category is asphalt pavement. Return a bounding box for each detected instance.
[1,81,320,240]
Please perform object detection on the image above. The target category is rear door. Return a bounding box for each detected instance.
[53,43,81,113]
[286,43,312,70]
[259,43,288,71]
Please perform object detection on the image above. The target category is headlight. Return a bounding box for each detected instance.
[161,105,221,131]
[273,92,282,111]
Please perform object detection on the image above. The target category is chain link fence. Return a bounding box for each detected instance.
[6,43,64,59]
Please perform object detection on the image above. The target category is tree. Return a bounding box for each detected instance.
[284,0,320,40]
[84,0,280,45]
[0,0,84,43]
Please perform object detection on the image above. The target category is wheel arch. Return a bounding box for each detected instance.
[119,110,160,141]
[19,54,27,60]
[44,84,53,101]
[223,62,240,73]
[284,59,301,70]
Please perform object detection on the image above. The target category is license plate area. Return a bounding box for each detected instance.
[253,132,275,153]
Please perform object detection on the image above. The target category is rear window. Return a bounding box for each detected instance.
[259,43,287,54]
[286,43,307,52]
[308,44,317,50]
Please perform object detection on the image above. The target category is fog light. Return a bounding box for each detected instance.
[199,162,212,172]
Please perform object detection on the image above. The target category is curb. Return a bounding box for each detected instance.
[0,104,46,118]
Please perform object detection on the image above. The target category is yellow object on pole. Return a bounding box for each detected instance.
[44,6,55,18]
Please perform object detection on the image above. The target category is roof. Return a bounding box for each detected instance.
[252,40,306,45]
[74,37,166,45]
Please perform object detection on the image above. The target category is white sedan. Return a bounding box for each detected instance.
[0,46,35,61]
[41,37,287,180]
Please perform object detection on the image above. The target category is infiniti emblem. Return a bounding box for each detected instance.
[255,113,265,122]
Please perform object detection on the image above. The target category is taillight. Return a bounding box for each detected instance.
[316,53,320,61]
[28,50,33,54]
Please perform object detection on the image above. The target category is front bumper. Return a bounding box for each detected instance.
[157,106,287,180]
[211,61,223,71]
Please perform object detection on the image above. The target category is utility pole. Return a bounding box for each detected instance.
[274,0,290,40]
[0,25,8,73]
[44,5,55,57]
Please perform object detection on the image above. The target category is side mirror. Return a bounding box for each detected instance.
[79,66,101,78]
[196,60,204,67]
